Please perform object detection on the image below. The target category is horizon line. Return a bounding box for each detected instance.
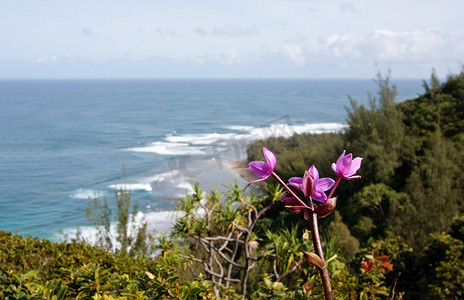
[0,77,426,81]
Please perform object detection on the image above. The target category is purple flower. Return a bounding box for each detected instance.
[281,165,335,204]
[331,150,363,180]
[307,165,335,202]
[248,148,276,184]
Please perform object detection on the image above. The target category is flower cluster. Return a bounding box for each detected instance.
[248,147,362,299]
[248,148,362,218]
[361,254,393,273]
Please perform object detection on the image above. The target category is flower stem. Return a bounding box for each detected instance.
[271,172,310,210]
[309,208,334,300]
[271,171,333,299]
[327,176,342,200]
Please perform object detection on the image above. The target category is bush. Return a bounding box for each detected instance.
[0,231,215,299]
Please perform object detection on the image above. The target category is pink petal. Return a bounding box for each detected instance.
[289,177,303,184]
[248,177,268,185]
[348,157,363,175]
[308,165,319,182]
[287,182,304,195]
[336,150,346,163]
[313,190,328,203]
[344,174,361,180]
[338,152,353,175]
[316,177,335,191]
[331,162,339,175]
[263,148,276,170]
[248,161,272,178]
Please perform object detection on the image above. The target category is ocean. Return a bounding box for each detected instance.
[0,79,423,241]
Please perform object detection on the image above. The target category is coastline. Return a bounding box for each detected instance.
[225,159,253,183]
[57,158,254,242]
[143,159,252,237]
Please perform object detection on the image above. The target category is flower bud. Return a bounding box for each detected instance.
[303,251,325,269]
[315,197,337,218]
[302,171,316,198]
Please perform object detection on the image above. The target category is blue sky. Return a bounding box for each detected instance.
[1,0,463,79]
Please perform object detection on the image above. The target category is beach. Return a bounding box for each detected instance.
[225,159,254,183]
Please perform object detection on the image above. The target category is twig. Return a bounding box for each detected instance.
[389,272,401,300]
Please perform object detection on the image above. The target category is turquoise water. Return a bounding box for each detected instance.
[0,79,423,239]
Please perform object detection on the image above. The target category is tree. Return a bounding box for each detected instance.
[84,187,149,255]
[344,72,412,187]
[417,233,464,299]
[173,182,282,299]
[327,211,359,258]
[402,130,462,248]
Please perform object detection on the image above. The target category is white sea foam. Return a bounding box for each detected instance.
[109,183,153,191]
[129,141,205,155]
[150,170,174,183]
[176,181,195,195]
[129,123,345,157]
[70,188,103,200]
[165,132,229,145]
[150,170,196,196]
[227,125,255,132]
[228,122,347,140]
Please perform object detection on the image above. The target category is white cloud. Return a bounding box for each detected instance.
[194,23,256,37]
[155,28,181,37]
[339,2,357,13]
[79,27,98,37]
[1,0,463,79]
[193,27,209,36]
[29,55,101,66]
[213,23,256,37]
[281,42,306,66]
[21,27,461,79]
[306,28,464,63]
[31,55,60,64]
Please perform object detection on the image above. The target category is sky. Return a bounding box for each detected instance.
[1,0,463,79]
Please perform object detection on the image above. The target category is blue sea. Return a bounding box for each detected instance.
[0,79,424,241]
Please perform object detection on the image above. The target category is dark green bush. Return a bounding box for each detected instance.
[0,231,215,299]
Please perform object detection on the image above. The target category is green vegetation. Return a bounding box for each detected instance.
[0,231,215,299]
[1,69,463,299]
[246,70,464,298]
[84,187,149,255]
